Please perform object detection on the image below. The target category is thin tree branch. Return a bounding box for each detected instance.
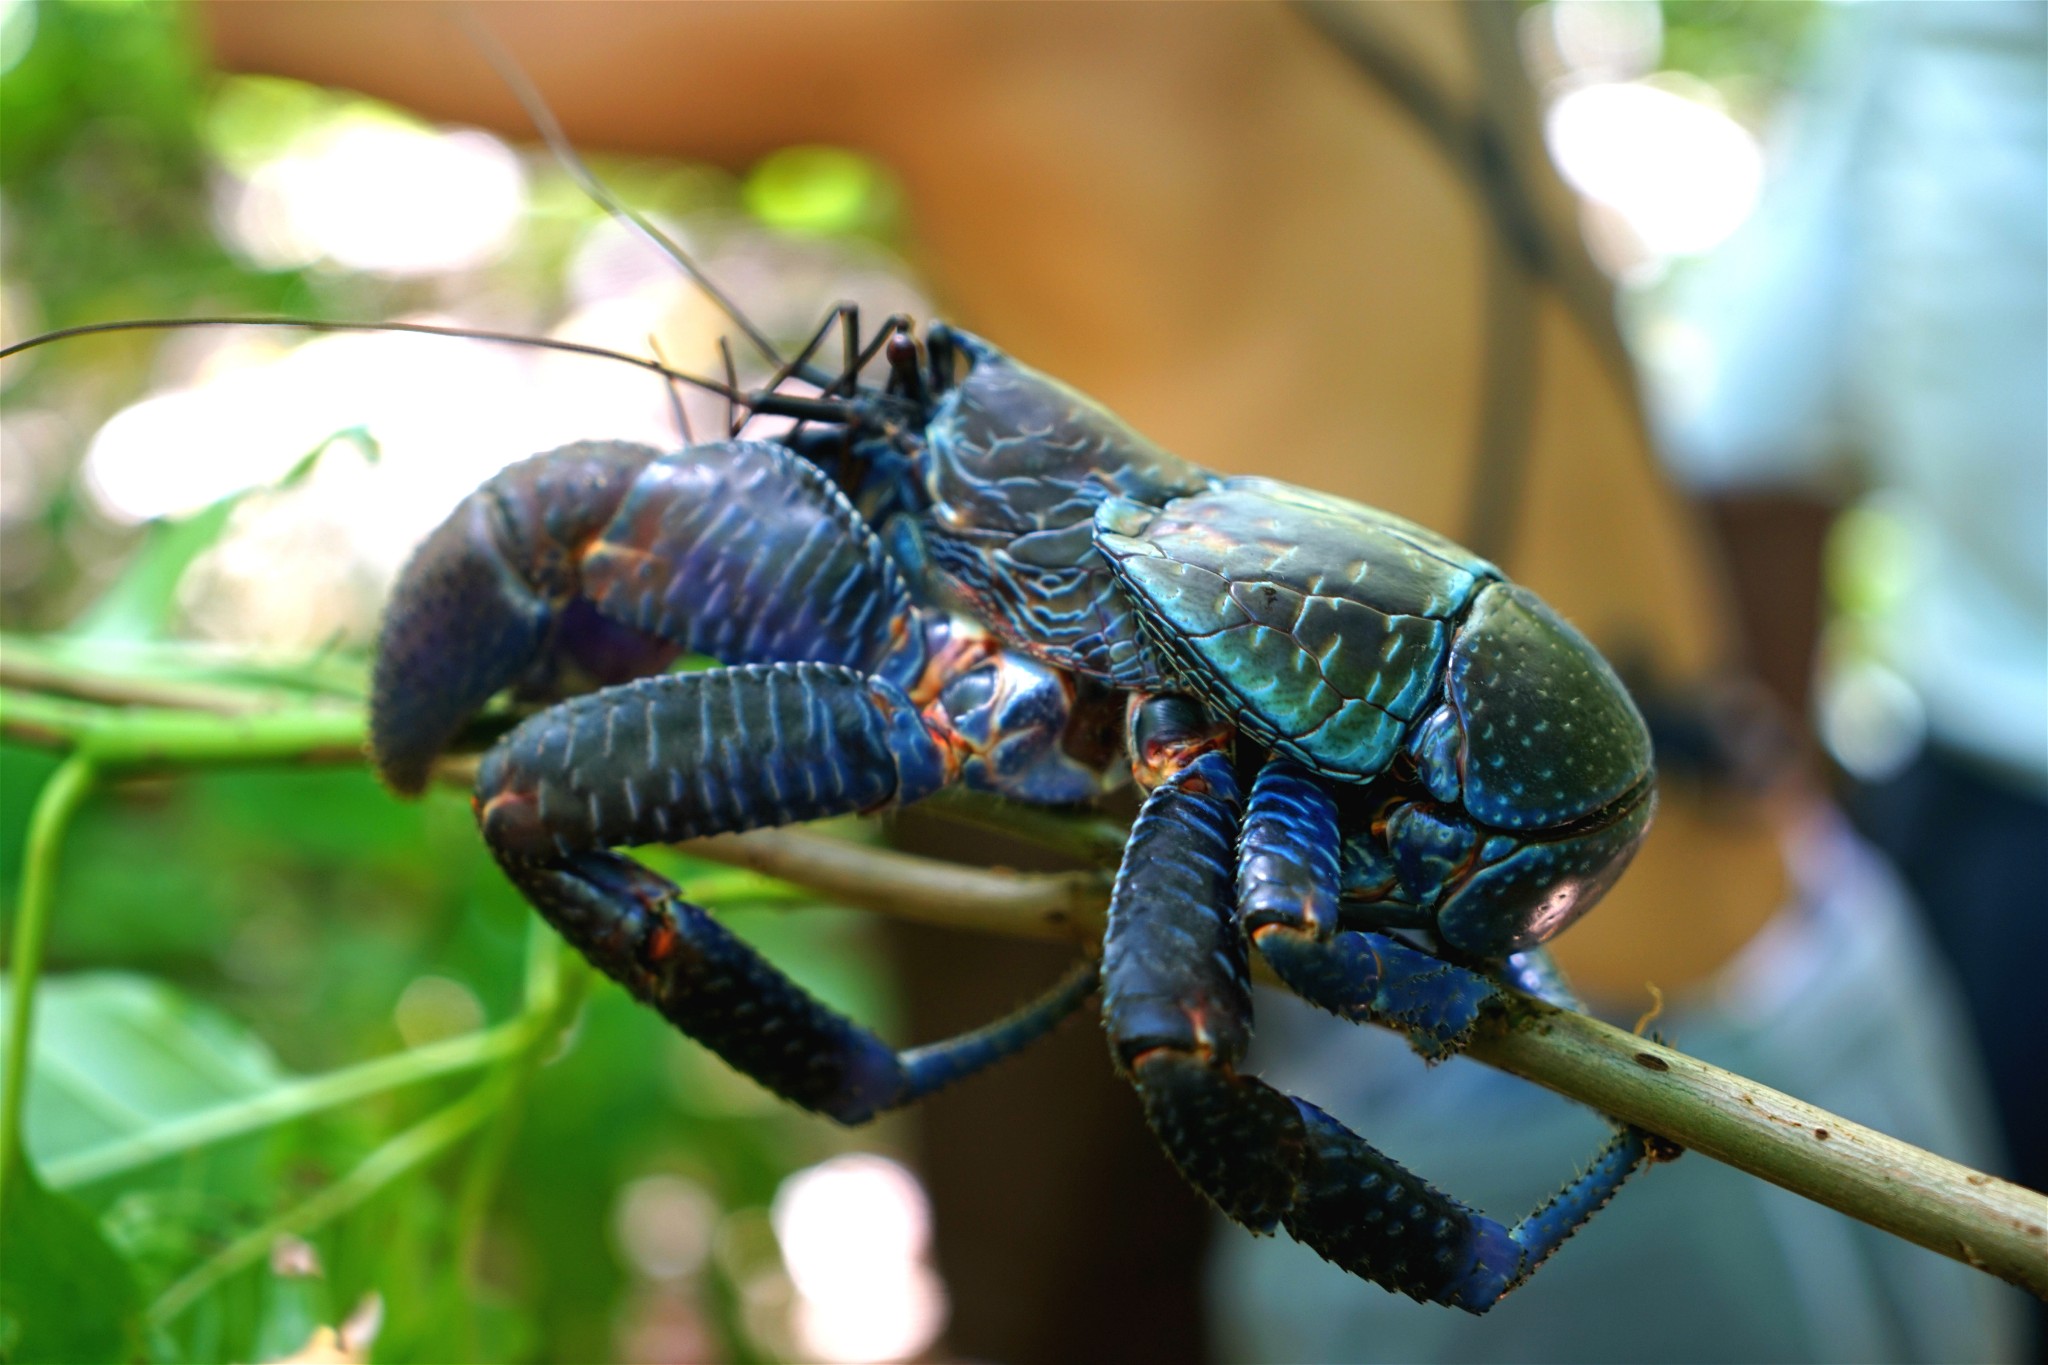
[2,643,2042,1297]
[1472,1002,2046,1295]
[43,1014,538,1189]
[146,1078,508,1326]
[683,829,1108,942]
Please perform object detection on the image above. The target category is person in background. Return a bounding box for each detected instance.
[203,4,2030,1360]
[1651,0,2046,1232]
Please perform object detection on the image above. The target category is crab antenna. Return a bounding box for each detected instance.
[719,336,742,438]
[646,332,696,445]
[0,317,743,406]
[455,11,829,390]
[762,303,856,402]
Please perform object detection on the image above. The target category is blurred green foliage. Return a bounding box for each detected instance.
[2,4,909,1361]
[0,1,290,332]
[1661,0,1820,101]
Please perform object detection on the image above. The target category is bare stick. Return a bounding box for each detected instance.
[2,645,2042,1297]
[681,829,1107,943]
[1472,1005,2046,1295]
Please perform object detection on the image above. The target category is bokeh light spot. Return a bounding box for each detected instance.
[771,1155,947,1364]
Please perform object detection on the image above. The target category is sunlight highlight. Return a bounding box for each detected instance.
[771,1155,947,1364]
[222,118,526,275]
[1545,79,1763,277]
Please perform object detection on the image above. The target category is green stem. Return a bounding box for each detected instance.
[147,1079,508,1327]
[44,1016,539,1190]
[0,754,96,1223]
[0,631,368,704]
[1,687,364,769]
[449,926,585,1282]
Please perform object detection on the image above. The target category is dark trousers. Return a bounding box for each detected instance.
[1850,745,2047,1362]
[1851,746,2047,1193]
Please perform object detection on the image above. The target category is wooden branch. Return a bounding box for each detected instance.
[3,638,2043,1297]
[669,822,2046,1296]
[1473,1002,2047,1295]
[680,828,1107,942]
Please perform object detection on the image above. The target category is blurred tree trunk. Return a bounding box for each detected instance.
[887,805,1212,1365]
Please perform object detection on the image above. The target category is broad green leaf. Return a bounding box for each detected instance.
[70,502,237,644]
[0,974,287,1173]
[0,1152,144,1364]
[72,427,378,645]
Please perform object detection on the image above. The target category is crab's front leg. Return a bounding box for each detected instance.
[370,437,933,795]
[373,437,1106,1124]
[1103,725,1646,1311]
[478,662,1096,1122]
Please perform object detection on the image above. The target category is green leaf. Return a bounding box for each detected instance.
[72,426,379,644]
[0,1151,144,1364]
[70,502,237,644]
[0,974,287,1173]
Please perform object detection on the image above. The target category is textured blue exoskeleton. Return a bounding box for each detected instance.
[371,321,1658,1312]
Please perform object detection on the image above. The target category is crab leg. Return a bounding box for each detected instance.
[374,436,1106,1124]
[1104,751,1647,1311]
[1240,759,1501,1059]
[477,661,1096,1123]
[1495,946,1585,1010]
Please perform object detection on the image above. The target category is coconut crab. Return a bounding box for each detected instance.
[368,318,1656,1312]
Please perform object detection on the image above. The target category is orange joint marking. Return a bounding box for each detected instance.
[475,789,530,825]
[918,701,971,784]
[579,538,654,588]
[907,623,997,707]
[886,612,918,677]
[1133,731,1234,792]
[645,922,678,964]
[1127,1044,1188,1072]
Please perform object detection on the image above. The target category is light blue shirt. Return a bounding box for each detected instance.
[1651,0,2047,791]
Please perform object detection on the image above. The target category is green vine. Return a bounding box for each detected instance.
[0,753,97,1225]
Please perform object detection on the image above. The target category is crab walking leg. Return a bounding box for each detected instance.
[1237,756,1654,1295]
[1239,759,1501,1059]
[477,662,1096,1124]
[1105,752,1645,1311]
[1245,761,1589,1018]
[1495,945,1586,1011]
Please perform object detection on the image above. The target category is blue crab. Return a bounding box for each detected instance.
[370,322,1656,1311]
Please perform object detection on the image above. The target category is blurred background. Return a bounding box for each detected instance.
[2,2,2041,1363]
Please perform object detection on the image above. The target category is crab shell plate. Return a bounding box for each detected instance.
[1096,477,1656,956]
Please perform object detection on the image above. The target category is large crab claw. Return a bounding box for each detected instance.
[369,438,926,794]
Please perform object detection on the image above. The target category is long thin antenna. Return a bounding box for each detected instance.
[719,336,742,438]
[0,317,740,405]
[451,8,827,389]
[646,332,695,445]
